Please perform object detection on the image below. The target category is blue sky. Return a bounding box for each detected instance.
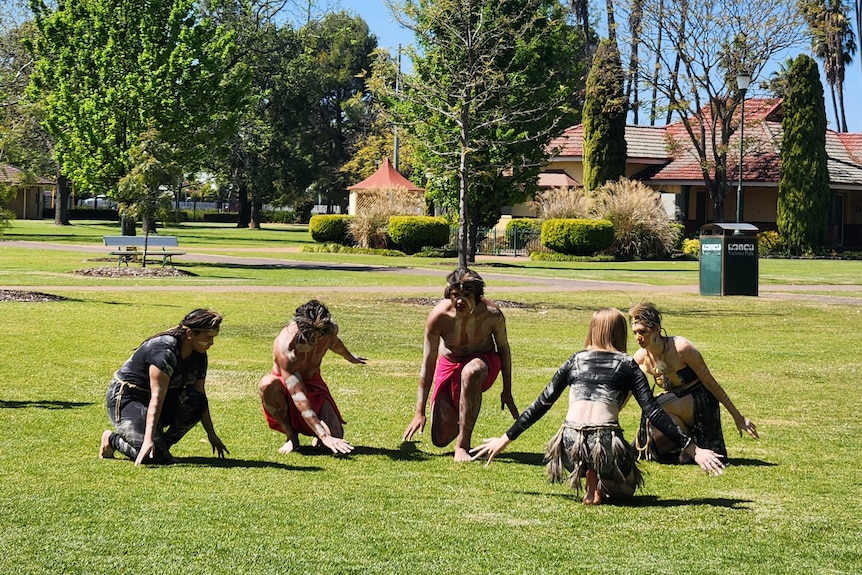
[339,0,861,133]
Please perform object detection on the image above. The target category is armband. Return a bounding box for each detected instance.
[314,422,327,437]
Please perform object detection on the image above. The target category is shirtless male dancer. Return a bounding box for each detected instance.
[403,268,519,462]
[259,299,367,456]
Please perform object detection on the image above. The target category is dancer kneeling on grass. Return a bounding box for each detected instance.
[259,299,367,456]
[100,309,229,465]
[628,302,758,463]
[471,308,725,505]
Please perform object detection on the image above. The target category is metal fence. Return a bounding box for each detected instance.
[469,227,545,257]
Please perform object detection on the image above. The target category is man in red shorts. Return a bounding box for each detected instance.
[259,299,366,456]
[403,268,519,462]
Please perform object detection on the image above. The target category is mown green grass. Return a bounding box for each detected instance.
[4,219,862,286]
[0,222,861,575]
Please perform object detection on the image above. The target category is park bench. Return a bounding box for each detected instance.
[103,235,186,268]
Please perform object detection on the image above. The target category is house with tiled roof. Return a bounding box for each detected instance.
[1,163,55,220]
[538,98,862,249]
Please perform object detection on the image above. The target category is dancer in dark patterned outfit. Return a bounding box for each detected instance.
[628,302,758,463]
[100,309,228,465]
[472,308,725,505]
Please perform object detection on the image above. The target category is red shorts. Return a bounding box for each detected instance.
[431,351,502,406]
[263,369,345,436]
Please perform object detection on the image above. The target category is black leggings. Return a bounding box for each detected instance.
[106,380,207,462]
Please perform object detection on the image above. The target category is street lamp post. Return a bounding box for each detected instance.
[736,71,751,224]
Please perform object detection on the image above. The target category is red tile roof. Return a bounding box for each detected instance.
[347,157,424,191]
[548,98,862,188]
[0,163,54,186]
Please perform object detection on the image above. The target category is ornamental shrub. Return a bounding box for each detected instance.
[592,178,676,259]
[309,215,353,244]
[682,238,700,259]
[505,218,542,250]
[541,218,614,255]
[388,216,449,254]
[758,230,784,256]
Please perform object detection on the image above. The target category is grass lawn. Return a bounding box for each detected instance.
[1,220,861,574]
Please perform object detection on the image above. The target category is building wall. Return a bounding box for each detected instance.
[7,187,44,219]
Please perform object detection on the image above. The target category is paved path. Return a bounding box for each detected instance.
[3,240,862,305]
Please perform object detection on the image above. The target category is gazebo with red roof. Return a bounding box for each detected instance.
[347,158,425,216]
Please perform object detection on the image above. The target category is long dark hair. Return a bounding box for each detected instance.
[144,309,223,345]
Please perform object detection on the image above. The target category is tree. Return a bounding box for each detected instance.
[761,57,796,98]
[777,54,830,255]
[299,12,379,214]
[387,0,583,267]
[117,128,182,265]
[617,0,801,221]
[799,0,856,132]
[28,0,247,234]
[0,13,61,223]
[582,38,627,191]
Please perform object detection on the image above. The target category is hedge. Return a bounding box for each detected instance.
[387,215,450,254]
[309,214,353,244]
[541,218,614,255]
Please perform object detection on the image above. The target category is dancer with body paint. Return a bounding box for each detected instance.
[259,299,366,456]
[403,268,519,462]
[100,309,228,465]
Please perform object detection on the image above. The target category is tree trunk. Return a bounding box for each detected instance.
[142,216,157,234]
[836,80,847,132]
[250,201,261,229]
[707,181,726,223]
[828,83,839,131]
[236,180,250,228]
[53,173,71,226]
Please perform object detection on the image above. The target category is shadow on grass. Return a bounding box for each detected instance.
[179,260,391,273]
[622,495,753,508]
[0,399,94,410]
[339,442,435,462]
[175,456,320,472]
[520,490,752,509]
[725,457,776,467]
[475,450,546,467]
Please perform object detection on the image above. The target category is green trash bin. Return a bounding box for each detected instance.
[699,223,759,296]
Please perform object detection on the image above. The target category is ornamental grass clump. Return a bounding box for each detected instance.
[528,186,592,220]
[593,178,677,259]
[349,187,424,249]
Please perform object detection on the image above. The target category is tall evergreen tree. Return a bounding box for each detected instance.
[582,38,627,192]
[777,54,830,254]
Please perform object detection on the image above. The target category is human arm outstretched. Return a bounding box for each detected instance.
[491,311,518,420]
[328,327,367,365]
[677,338,758,439]
[136,365,169,466]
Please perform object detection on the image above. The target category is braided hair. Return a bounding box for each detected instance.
[293,299,336,345]
[628,301,663,331]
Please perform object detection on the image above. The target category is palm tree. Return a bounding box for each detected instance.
[762,56,797,98]
[800,0,857,132]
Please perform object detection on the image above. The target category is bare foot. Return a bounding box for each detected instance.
[99,430,115,459]
[583,470,603,505]
[278,436,299,455]
[454,447,473,462]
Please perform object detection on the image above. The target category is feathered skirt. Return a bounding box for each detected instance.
[544,421,644,497]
